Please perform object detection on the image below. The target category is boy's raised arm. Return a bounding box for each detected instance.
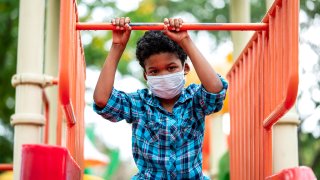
[93,17,131,108]
[163,18,223,94]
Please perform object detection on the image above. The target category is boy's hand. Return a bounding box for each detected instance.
[163,18,190,45]
[111,17,131,47]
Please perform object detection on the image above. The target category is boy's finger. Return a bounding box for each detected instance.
[174,19,179,29]
[119,17,125,30]
[120,17,125,26]
[115,17,120,25]
[162,24,168,32]
[168,18,175,30]
[169,18,174,27]
[125,17,131,24]
[178,18,183,28]
[125,23,132,30]
[164,18,169,25]
[163,30,174,39]
[111,19,115,25]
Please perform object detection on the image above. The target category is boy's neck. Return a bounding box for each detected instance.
[158,94,180,113]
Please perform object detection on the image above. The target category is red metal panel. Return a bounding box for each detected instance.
[58,0,85,172]
[227,0,299,179]
[20,144,81,180]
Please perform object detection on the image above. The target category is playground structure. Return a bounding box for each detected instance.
[0,0,317,179]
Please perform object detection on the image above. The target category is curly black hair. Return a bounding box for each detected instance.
[136,31,187,69]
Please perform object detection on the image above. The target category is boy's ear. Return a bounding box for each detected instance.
[143,71,147,80]
[184,63,190,75]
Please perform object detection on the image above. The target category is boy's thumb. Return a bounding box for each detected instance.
[162,24,168,34]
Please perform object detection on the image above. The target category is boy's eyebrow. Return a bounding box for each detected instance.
[146,61,180,70]
[167,62,178,66]
[147,62,178,70]
[146,66,156,70]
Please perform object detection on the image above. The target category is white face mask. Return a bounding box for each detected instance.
[146,71,185,99]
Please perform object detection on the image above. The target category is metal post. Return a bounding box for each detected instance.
[272,108,300,173]
[230,0,252,59]
[12,0,45,179]
[44,0,60,145]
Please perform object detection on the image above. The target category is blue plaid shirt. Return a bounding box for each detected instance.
[93,76,228,180]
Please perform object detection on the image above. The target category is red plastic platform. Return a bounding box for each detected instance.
[266,166,317,180]
[21,144,81,180]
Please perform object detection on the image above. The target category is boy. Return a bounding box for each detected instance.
[93,17,228,179]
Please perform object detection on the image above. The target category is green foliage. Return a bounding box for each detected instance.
[300,0,320,20]
[79,0,267,73]
[0,0,19,163]
[298,1,320,178]
[218,151,230,180]
[298,132,320,178]
[103,149,120,179]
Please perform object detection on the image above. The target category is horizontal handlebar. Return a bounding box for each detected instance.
[76,22,268,31]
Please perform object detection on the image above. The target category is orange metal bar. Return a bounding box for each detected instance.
[227,0,299,179]
[0,164,13,171]
[263,0,299,130]
[58,0,85,173]
[59,0,76,126]
[42,90,50,144]
[76,22,268,31]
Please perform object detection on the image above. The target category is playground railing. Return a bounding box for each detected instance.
[227,0,300,179]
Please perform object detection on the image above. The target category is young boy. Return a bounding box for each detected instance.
[93,17,228,179]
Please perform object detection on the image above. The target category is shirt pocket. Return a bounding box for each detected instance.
[180,121,202,141]
[139,121,161,143]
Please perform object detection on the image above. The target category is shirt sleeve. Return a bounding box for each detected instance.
[93,88,134,123]
[194,75,228,115]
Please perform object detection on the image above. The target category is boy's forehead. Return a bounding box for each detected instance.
[144,52,181,68]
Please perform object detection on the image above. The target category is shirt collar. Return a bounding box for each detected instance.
[139,87,193,107]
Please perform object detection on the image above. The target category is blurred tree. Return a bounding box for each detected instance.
[297,0,320,178]
[0,0,19,164]
[79,0,267,72]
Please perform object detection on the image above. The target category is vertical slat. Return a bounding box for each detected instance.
[251,41,257,180]
[235,66,238,180]
[262,31,268,179]
[270,14,276,112]
[246,49,251,180]
[239,60,244,180]
[292,0,299,90]
[256,33,262,180]
[282,0,288,99]
[267,10,274,177]
[266,13,273,176]
[288,0,292,80]
[235,66,241,178]
[244,54,248,180]
[229,71,234,180]
[278,5,284,102]
[274,6,280,105]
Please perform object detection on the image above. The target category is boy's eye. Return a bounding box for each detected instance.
[168,66,177,71]
[149,70,158,75]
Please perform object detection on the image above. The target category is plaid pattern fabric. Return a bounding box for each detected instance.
[93,76,228,180]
